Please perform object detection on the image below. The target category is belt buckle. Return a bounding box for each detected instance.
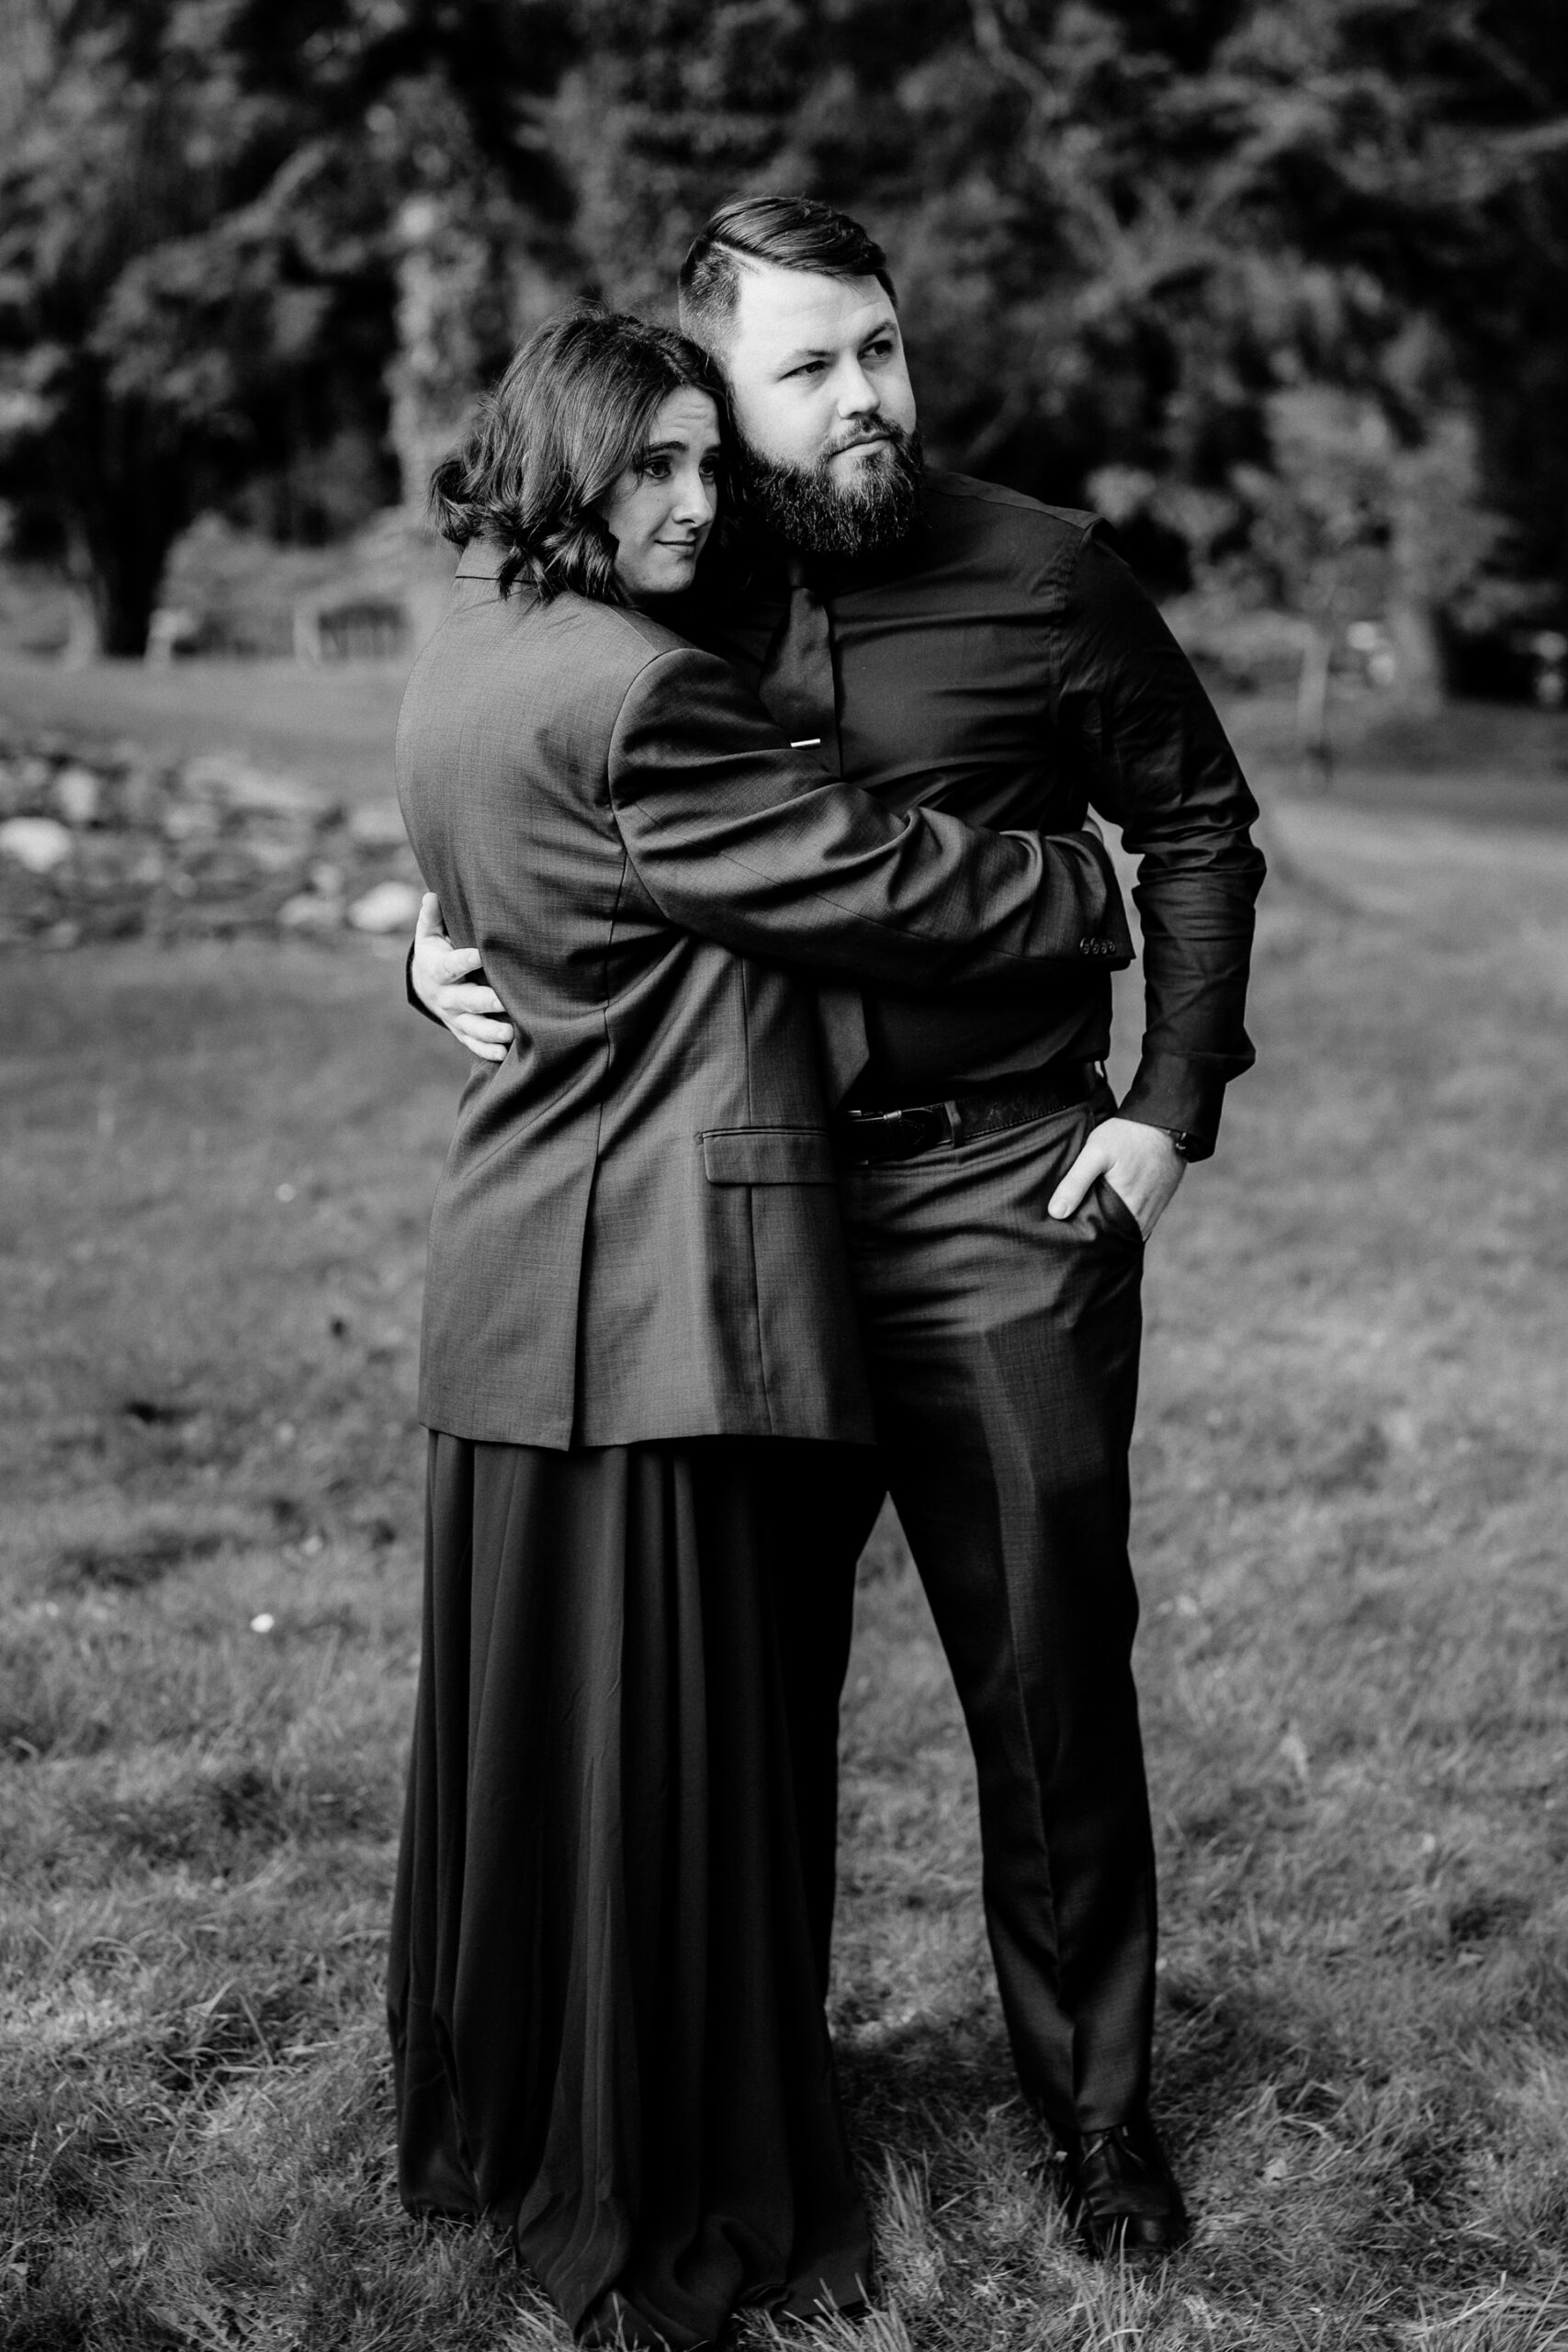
[840,1099,958,1162]
[886,1101,960,1157]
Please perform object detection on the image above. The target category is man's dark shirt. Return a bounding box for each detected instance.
[681,470,1265,1156]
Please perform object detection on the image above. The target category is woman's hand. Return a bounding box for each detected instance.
[412,894,515,1063]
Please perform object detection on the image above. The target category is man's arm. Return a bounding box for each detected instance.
[407,892,512,1062]
[1054,525,1267,1158]
[1041,525,1265,1234]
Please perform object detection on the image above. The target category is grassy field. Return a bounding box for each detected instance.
[3,768,1568,2346]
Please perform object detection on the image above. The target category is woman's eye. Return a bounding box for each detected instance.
[641,458,671,481]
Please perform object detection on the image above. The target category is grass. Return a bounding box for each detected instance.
[3,783,1568,2348]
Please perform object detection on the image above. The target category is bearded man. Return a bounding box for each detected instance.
[411,194,1266,2261]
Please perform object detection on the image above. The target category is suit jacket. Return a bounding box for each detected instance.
[396,548,1133,1449]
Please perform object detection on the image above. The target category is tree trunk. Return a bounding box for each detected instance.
[84,521,174,657]
[69,382,189,657]
[1294,621,1334,790]
[1384,594,1446,714]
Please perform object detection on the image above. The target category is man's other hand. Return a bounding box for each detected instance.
[412,893,514,1063]
[1048,1116,1185,1241]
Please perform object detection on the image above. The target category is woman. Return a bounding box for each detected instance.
[389,308,1126,2347]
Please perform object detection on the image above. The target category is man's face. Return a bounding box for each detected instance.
[718,263,923,557]
[725,264,918,473]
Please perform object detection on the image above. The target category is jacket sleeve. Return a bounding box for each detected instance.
[606,643,1133,987]
[1055,526,1267,1157]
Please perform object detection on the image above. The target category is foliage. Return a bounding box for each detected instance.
[1,0,1565,673]
[560,0,1568,663]
[0,0,575,651]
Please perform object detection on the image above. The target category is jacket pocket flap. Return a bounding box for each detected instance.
[702,1126,837,1185]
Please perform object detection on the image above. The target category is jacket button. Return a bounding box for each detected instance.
[1079,938,1096,955]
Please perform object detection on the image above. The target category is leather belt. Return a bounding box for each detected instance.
[834,1061,1101,1167]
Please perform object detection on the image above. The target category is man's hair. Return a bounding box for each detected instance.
[430,308,726,603]
[678,195,897,351]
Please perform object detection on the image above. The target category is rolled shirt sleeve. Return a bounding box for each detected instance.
[1054,527,1267,1156]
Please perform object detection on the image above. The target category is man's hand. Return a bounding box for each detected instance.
[1048,1116,1185,1241]
[412,893,515,1063]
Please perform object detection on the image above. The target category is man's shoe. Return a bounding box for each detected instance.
[1066,2113,1188,2262]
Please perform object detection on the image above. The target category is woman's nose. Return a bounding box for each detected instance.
[672,472,716,526]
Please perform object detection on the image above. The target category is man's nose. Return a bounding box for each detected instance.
[835,358,882,417]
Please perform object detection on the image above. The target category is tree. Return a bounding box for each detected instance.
[3,0,1563,661]
[550,0,1568,670]
[0,0,576,652]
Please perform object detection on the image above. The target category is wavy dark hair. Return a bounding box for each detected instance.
[430,308,728,603]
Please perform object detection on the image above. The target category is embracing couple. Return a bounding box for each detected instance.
[389,195,1265,2348]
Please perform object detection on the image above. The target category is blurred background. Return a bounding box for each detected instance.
[1,0,1565,704]
[5,11,1568,2350]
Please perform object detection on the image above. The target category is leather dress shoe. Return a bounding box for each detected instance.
[1066,2112,1188,2262]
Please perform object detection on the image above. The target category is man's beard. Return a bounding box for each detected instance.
[730,419,924,558]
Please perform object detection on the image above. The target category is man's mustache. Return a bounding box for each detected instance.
[821,427,899,463]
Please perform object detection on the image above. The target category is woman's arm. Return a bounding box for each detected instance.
[405,642,1129,1050]
[605,643,1131,985]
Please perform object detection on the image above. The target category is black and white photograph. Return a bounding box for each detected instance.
[2,5,1566,2346]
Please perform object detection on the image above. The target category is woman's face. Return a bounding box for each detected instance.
[597,389,722,604]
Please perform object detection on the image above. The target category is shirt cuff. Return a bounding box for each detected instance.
[405,939,443,1026]
[1115,1054,1231,1161]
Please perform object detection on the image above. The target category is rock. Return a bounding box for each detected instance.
[346,802,409,849]
[0,816,74,874]
[115,768,169,828]
[163,802,220,843]
[243,838,304,875]
[182,750,327,819]
[278,891,344,931]
[347,878,423,933]
[54,765,102,826]
[0,726,420,947]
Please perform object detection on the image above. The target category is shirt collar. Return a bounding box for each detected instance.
[453,537,507,582]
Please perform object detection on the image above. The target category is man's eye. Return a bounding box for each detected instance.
[863,341,894,364]
[786,361,827,379]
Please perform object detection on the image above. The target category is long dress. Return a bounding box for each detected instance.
[388,1430,870,2348]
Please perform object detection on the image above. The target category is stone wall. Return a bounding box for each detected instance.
[0,735,424,948]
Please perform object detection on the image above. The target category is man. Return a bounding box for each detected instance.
[412,196,1265,2260]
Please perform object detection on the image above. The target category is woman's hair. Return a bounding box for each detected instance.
[430,308,728,603]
